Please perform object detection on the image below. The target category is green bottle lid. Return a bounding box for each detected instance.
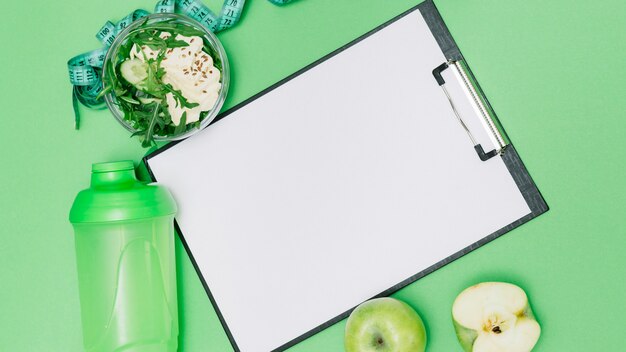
[69,161,177,223]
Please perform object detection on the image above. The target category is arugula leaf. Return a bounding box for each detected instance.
[130,129,146,137]
[163,84,199,109]
[95,85,112,101]
[141,102,161,147]
[118,95,141,105]
[174,112,187,135]
[165,39,190,48]
[147,23,205,37]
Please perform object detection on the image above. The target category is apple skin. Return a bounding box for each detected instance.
[345,297,426,352]
[453,319,478,352]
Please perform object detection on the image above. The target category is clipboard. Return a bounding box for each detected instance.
[144,2,548,351]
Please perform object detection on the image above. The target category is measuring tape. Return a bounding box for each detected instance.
[68,0,295,129]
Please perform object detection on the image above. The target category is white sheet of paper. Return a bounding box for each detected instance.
[148,10,531,352]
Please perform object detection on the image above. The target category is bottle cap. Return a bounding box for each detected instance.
[69,161,177,223]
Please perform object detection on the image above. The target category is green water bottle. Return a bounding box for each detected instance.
[69,161,178,352]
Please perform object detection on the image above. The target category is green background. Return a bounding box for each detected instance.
[1,0,624,350]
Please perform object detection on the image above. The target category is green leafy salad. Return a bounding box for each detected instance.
[102,19,223,147]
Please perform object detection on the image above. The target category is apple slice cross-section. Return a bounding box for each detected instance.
[452,282,541,352]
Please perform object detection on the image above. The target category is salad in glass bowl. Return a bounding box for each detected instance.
[102,13,229,147]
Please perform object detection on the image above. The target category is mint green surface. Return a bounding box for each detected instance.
[1,0,624,351]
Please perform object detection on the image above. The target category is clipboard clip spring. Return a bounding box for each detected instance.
[432,61,506,161]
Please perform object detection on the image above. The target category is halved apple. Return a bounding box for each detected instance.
[452,282,541,352]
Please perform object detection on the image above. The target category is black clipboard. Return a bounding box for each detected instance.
[144,2,547,351]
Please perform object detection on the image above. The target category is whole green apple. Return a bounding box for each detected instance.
[345,297,426,352]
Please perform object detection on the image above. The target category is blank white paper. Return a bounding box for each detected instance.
[148,10,531,352]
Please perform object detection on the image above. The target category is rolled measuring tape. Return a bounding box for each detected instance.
[68,0,296,129]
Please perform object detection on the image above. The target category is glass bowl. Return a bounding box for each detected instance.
[102,13,230,142]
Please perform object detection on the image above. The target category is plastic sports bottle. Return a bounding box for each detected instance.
[69,161,178,352]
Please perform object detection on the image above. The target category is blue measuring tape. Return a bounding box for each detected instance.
[68,0,295,129]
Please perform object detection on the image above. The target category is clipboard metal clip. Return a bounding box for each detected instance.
[432,61,507,161]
